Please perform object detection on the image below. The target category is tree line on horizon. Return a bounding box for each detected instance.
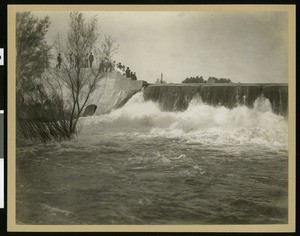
[182,76,232,84]
[16,11,118,142]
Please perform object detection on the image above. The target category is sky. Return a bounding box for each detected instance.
[32,11,288,84]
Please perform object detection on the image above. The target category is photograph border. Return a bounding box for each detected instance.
[7,4,296,232]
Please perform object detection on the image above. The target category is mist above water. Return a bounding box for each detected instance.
[81,92,288,151]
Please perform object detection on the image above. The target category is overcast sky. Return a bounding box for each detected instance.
[33,11,288,83]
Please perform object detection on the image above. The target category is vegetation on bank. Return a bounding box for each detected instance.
[16,12,118,142]
[182,76,232,84]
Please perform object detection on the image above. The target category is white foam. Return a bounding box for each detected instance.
[80,92,288,150]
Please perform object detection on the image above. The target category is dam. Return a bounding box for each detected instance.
[143,83,288,116]
[83,71,147,116]
[49,69,287,117]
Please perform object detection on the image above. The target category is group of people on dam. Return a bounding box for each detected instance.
[56,53,138,81]
[56,53,94,69]
[99,61,138,80]
[115,62,138,80]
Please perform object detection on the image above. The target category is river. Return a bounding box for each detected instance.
[16,93,288,225]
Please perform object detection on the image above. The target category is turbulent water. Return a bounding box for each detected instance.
[16,92,288,225]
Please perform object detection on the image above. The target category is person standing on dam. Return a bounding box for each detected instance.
[116,62,123,73]
[84,53,89,68]
[117,62,122,70]
[74,55,80,69]
[103,59,107,72]
[69,53,74,67]
[89,53,94,68]
[56,53,62,68]
[133,72,137,80]
[107,61,112,72]
[99,60,104,72]
[126,67,131,78]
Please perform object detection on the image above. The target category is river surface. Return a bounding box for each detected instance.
[16,93,288,225]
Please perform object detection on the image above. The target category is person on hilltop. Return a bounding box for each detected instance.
[56,53,62,68]
[89,52,94,68]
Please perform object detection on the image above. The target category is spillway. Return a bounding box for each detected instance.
[143,83,288,116]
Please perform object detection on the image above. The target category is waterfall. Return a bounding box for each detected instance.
[143,84,288,116]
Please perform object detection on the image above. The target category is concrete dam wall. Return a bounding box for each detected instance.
[42,69,147,116]
[83,71,147,116]
[143,83,288,116]
[46,68,287,117]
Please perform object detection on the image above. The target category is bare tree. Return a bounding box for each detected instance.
[52,12,104,135]
[101,35,119,61]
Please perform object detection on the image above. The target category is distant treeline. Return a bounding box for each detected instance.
[182,76,232,84]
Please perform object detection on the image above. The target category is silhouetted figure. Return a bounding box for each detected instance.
[103,58,108,72]
[118,62,122,69]
[89,53,94,68]
[125,67,131,78]
[99,60,105,72]
[57,53,62,68]
[84,54,89,68]
[74,55,80,69]
[69,53,74,67]
[103,60,106,72]
[133,72,137,80]
[108,61,112,72]
[130,72,135,80]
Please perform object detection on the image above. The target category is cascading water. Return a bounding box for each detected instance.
[143,84,288,116]
[81,92,287,150]
[16,91,288,225]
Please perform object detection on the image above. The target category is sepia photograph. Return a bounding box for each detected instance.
[8,5,295,232]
